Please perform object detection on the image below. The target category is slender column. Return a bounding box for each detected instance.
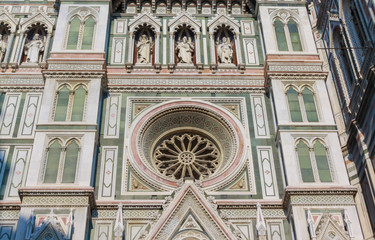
[3,32,15,63]
[209,32,216,64]
[15,32,26,64]
[42,33,52,63]
[154,32,160,64]
[169,32,175,65]
[195,32,201,64]
[234,32,243,65]
[127,32,135,64]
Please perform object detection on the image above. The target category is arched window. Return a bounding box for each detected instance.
[274,18,303,52]
[55,86,70,121]
[296,139,333,183]
[54,84,87,122]
[296,140,314,182]
[66,15,96,50]
[286,87,302,122]
[287,20,302,51]
[43,139,80,184]
[62,139,79,183]
[275,19,288,51]
[313,140,332,182]
[44,140,61,183]
[286,86,319,122]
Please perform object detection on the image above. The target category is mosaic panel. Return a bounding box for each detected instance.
[257,147,278,198]
[98,147,118,199]
[250,94,270,138]
[18,93,41,137]
[111,38,126,65]
[243,38,259,65]
[104,94,122,138]
[0,94,21,137]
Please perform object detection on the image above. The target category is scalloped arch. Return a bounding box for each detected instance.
[168,12,201,33]
[207,14,240,34]
[129,13,162,34]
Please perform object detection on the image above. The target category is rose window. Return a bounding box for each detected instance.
[154,133,221,180]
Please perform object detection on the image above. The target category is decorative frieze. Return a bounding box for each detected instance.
[22,196,89,206]
[219,209,286,219]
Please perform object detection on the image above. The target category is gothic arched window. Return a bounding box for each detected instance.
[43,139,80,184]
[286,86,319,122]
[274,18,303,52]
[296,139,333,183]
[66,15,96,50]
[54,84,87,122]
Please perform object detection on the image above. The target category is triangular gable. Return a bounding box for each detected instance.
[207,14,240,34]
[0,10,18,32]
[146,181,237,240]
[33,223,64,240]
[128,13,162,33]
[316,212,350,240]
[168,12,201,33]
[20,11,55,33]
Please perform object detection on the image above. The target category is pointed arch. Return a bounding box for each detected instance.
[71,85,87,121]
[62,139,80,183]
[54,85,70,121]
[286,87,302,122]
[287,19,302,51]
[302,87,319,122]
[296,140,314,182]
[81,16,96,50]
[313,140,332,182]
[44,139,62,183]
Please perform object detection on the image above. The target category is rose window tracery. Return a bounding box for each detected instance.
[154,133,221,180]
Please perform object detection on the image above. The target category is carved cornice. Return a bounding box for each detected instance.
[282,186,357,208]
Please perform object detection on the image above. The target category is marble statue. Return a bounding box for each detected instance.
[176,36,194,64]
[217,37,233,64]
[25,33,45,63]
[137,34,152,64]
[0,34,7,62]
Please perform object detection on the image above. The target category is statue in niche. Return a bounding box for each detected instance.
[0,34,7,62]
[25,33,45,63]
[217,37,233,64]
[137,34,152,64]
[176,36,194,64]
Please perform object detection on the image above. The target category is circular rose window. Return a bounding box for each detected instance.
[154,133,221,180]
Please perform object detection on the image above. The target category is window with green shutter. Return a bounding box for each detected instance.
[81,17,95,50]
[71,86,86,121]
[287,20,302,52]
[302,88,319,122]
[275,19,288,51]
[287,87,302,122]
[62,140,79,183]
[314,141,332,182]
[44,140,61,183]
[66,17,80,50]
[55,86,70,121]
[297,141,315,182]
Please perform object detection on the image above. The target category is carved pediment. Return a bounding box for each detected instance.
[145,181,237,240]
[129,13,162,34]
[20,11,55,33]
[207,14,240,34]
[0,10,18,32]
[168,12,201,33]
[315,212,350,240]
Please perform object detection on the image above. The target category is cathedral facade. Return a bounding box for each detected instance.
[0,0,372,239]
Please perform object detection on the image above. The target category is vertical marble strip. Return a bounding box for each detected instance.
[203,38,208,65]
[0,94,21,136]
[243,38,259,65]
[163,19,167,35]
[250,94,270,138]
[95,222,112,240]
[0,148,9,189]
[0,226,13,240]
[111,38,126,64]
[104,94,122,138]
[18,94,41,137]
[6,147,31,198]
[202,19,206,35]
[267,221,285,240]
[257,146,278,198]
[163,37,167,64]
[99,147,118,199]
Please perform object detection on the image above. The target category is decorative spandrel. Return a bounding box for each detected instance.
[154,133,221,180]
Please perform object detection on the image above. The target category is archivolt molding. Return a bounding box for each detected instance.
[269,8,301,23]
[20,11,55,33]
[0,10,18,32]
[168,11,201,33]
[128,12,162,34]
[67,6,99,22]
[207,14,240,35]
